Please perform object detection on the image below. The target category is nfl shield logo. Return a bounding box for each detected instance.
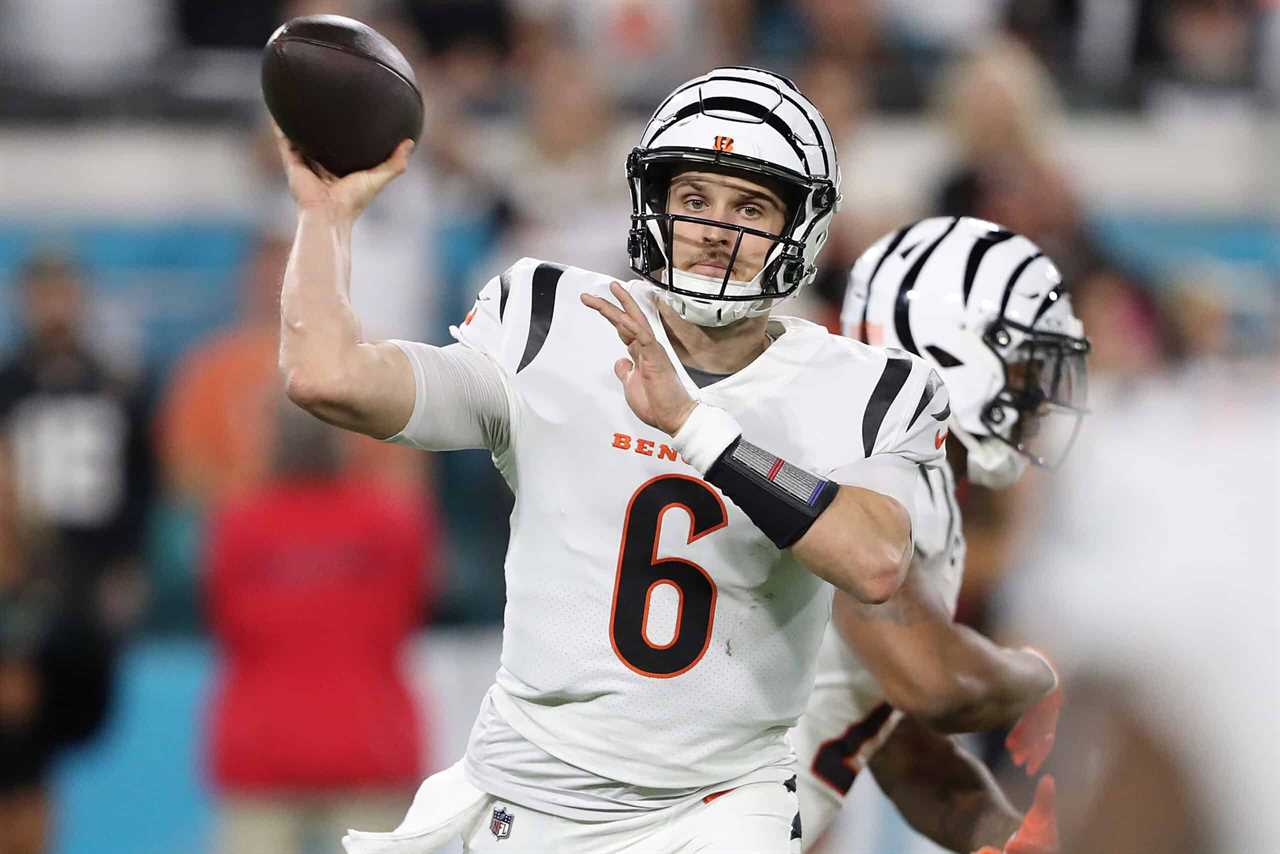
[490,806,515,841]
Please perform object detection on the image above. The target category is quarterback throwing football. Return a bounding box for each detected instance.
[277,68,948,853]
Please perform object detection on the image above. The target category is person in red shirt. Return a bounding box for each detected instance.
[204,398,438,853]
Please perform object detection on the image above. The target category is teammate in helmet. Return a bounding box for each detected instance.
[276,68,950,853]
[789,216,1089,852]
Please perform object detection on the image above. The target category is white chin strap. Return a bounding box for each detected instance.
[949,422,1028,489]
[659,268,777,328]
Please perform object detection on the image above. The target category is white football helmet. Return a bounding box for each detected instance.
[628,66,841,327]
[842,217,1090,486]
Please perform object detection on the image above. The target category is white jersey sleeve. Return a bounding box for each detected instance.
[827,349,950,536]
[384,341,513,452]
[385,257,560,458]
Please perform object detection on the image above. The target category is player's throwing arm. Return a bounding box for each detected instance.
[273,127,421,439]
[583,282,913,604]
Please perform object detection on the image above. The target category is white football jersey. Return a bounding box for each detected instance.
[790,458,966,843]
[408,257,948,806]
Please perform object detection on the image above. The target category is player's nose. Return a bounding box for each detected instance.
[698,216,731,245]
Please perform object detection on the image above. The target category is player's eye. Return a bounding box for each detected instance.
[739,204,763,219]
[682,195,707,212]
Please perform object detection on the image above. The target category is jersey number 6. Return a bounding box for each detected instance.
[609,475,728,678]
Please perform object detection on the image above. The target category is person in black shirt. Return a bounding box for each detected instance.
[0,252,152,853]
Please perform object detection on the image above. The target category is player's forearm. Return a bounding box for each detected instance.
[916,627,1056,733]
[832,585,1056,733]
[279,206,364,405]
[792,486,911,603]
[870,716,1022,852]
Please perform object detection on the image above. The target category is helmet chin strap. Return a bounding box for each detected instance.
[660,267,776,328]
[949,421,1029,490]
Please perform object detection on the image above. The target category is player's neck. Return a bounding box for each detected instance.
[656,300,772,375]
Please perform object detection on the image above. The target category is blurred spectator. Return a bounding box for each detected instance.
[783,0,929,110]
[0,0,170,92]
[0,252,153,634]
[1000,0,1082,79]
[175,0,282,49]
[1138,0,1261,115]
[204,399,438,853]
[156,234,287,506]
[0,253,140,854]
[0,558,115,854]
[468,46,634,281]
[933,36,1083,268]
[1070,265,1175,384]
[404,0,514,112]
[156,232,425,508]
[512,0,726,110]
[795,53,919,325]
[882,0,1003,53]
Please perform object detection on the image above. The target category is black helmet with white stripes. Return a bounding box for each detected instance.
[842,217,1091,483]
[628,67,841,327]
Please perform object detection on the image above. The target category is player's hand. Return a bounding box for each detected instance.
[972,775,1059,854]
[272,123,414,220]
[581,282,696,435]
[1006,653,1062,776]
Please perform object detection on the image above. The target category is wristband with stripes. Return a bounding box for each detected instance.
[671,403,839,549]
[705,436,840,550]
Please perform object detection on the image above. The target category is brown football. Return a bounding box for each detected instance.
[261,14,424,177]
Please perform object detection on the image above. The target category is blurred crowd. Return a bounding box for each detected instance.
[0,1,1276,853]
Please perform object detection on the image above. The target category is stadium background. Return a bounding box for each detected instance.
[0,1,1275,852]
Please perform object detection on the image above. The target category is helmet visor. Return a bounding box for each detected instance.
[989,330,1090,468]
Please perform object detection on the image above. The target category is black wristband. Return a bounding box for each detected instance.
[705,437,840,549]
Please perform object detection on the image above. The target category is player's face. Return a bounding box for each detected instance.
[666,172,787,282]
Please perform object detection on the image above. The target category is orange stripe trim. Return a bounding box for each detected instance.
[702,787,736,805]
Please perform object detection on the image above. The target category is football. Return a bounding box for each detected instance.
[261,14,424,177]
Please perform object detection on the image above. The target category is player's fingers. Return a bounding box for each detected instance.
[613,358,634,383]
[379,139,415,176]
[582,293,642,340]
[1028,774,1056,821]
[609,282,656,344]
[357,140,415,194]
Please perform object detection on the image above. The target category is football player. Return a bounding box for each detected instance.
[276,67,950,853]
[790,216,1089,852]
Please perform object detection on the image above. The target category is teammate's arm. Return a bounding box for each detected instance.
[868,715,1022,853]
[582,283,911,603]
[831,579,1057,733]
[274,129,418,438]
